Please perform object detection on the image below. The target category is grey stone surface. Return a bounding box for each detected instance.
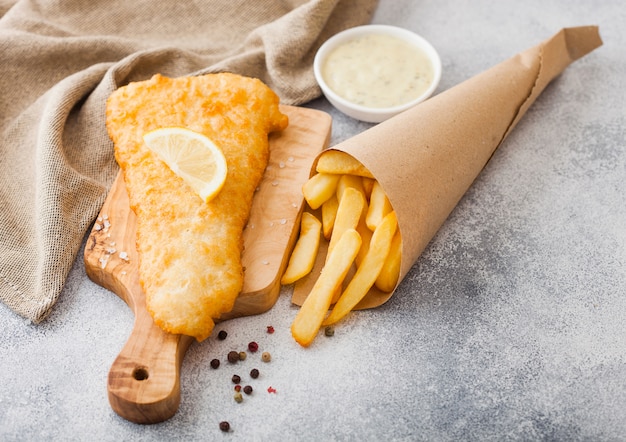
[2,1,625,440]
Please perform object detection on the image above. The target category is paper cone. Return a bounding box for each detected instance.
[293,26,602,309]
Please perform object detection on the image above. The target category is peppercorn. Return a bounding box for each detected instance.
[217,330,228,340]
[232,374,241,384]
[243,385,253,395]
[324,326,335,337]
[234,385,241,392]
[234,391,243,403]
[239,351,247,361]
[210,358,220,369]
[227,351,239,363]
[267,325,275,334]
[250,368,260,379]
[261,351,271,362]
[248,341,259,352]
[219,421,230,432]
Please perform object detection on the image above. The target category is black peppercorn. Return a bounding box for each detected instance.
[232,374,241,384]
[210,358,220,369]
[227,351,239,363]
[250,368,260,379]
[219,421,230,432]
[243,385,253,395]
[217,330,228,340]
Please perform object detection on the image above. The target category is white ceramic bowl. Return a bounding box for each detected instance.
[314,25,442,123]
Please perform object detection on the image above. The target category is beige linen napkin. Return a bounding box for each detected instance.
[0,0,378,323]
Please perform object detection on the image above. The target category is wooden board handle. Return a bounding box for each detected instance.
[107,306,193,424]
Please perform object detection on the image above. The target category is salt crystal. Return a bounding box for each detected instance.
[93,223,102,231]
[280,219,287,225]
[272,180,279,186]
[99,256,108,269]
[262,260,269,265]
[279,161,285,168]
[288,156,294,162]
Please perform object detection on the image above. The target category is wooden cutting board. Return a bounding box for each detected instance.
[84,105,331,424]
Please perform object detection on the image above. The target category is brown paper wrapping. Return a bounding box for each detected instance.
[293,26,602,309]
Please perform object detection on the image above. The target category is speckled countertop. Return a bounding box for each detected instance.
[2,1,625,440]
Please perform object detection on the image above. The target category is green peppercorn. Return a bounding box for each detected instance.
[239,351,247,361]
[234,391,243,403]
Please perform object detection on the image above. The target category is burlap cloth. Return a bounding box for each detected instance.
[0,0,378,323]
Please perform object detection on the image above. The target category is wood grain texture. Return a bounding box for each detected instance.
[84,105,331,423]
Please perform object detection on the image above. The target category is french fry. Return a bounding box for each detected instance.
[336,173,366,200]
[302,172,340,210]
[315,150,375,178]
[354,216,372,268]
[291,229,362,347]
[327,187,365,258]
[365,180,393,230]
[362,176,375,199]
[374,229,402,292]
[323,211,398,326]
[281,212,322,285]
[321,194,338,240]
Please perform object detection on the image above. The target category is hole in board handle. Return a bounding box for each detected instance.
[132,366,149,381]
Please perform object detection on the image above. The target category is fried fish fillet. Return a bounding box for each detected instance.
[106,73,288,341]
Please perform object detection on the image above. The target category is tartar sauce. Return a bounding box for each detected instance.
[322,33,434,109]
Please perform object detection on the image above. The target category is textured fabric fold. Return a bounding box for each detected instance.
[0,0,378,322]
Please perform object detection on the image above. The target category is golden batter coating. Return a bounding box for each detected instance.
[106,73,288,341]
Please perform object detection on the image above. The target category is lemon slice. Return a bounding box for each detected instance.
[143,127,228,203]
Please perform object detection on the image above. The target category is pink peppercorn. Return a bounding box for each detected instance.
[248,341,259,352]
